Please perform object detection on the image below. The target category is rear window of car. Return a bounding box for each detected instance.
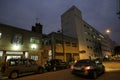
[75,60,92,66]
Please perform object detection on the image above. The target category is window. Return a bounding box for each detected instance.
[86,38,88,41]
[72,43,77,47]
[0,51,3,56]
[56,39,62,44]
[12,34,23,44]
[0,51,3,60]
[87,46,89,49]
[89,28,93,31]
[31,56,38,61]
[30,37,40,44]
[42,38,51,45]
[84,31,88,35]
[0,32,2,38]
[65,41,70,46]
[25,52,29,58]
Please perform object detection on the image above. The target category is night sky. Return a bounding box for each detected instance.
[0,0,120,44]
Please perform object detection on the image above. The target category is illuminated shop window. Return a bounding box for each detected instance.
[0,33,2,38]
[6,51,23,54]
[0,51,3,59]
[31,56,38,61]
[25,52,29,58]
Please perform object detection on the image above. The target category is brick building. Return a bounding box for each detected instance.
[0,23,43,65]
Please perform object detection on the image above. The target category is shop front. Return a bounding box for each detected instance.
[0,51,29,62]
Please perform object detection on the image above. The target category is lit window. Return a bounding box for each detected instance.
[30,37,40,43]
[12,34,23,44]
[0,51,3,59]
[6,51,23,54]
[25,52,29,58]
[31,56,38,61]
[0,33,2,38]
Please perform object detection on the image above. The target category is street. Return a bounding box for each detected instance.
[2,61,120,80]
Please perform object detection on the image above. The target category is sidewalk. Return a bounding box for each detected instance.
[103,61,120,72]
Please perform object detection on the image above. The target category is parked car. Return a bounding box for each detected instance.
[67,60,78,68]
[1,58,44,79]
[44,59,68,71]
[70,59,105,79]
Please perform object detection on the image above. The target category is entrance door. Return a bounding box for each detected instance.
[66,53,72,62]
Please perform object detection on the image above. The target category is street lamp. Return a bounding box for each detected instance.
[106,29,111,34]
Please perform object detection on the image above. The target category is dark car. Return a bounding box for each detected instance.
[1,58,44,79]
[70,59,105,79]
[44,59,68,71]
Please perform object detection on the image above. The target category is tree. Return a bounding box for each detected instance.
[114,46,120,56]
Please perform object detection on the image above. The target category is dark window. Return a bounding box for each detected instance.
[72,43,77,47]
[65,41,70,46]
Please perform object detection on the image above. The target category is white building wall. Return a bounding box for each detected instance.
[61,6,115,60]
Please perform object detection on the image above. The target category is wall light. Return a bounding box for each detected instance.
[31,44,37,49]
[12,44,20,50]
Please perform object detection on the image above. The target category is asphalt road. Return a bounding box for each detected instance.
[2,61,120,80]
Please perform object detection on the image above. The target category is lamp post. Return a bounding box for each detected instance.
[105,28,111,38]
[61,28,65,61]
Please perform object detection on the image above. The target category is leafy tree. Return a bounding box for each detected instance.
[114,46,120,56]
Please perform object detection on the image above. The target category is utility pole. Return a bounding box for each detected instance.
[51,33,55,59]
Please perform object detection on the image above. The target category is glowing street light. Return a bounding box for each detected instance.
[106,29,111,34]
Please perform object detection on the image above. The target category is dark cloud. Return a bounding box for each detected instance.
[0,0,120,44]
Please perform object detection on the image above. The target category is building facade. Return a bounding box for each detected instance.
[42,32,79,62]
[0,23,43,65]
[101,34,117,59]
[61,6,116,59]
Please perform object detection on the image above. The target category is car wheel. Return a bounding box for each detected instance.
[9,71,18,79]
[92,71,97,79]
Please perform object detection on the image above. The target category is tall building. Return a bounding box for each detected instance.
[61,6,115,59]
